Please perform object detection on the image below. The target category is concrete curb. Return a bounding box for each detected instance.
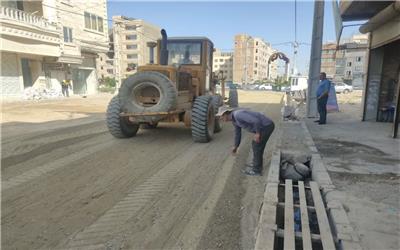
[254,121,362,250]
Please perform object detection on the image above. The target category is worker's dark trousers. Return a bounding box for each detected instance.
[62,86,69,97]
[317,95,328,124]
[252,122,275,172]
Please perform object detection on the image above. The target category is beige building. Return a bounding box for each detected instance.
[320,43,337,78]
[0,0,109,97]
[97,31,115,79]
[112,16,161,86]
[213,49,233,82]
[233,34,277,84]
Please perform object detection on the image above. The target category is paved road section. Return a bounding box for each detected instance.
[1,92,283,249]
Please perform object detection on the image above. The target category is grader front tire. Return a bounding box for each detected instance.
[191,96,215,143]
[106,96,139,138]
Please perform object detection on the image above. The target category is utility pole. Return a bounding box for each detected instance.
[306,0,324,118]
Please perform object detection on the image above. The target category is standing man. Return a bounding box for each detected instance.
[217,107,275,176]
[316,72,331,124]
[61,78,71,97]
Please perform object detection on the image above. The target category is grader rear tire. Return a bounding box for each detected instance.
[106,96,139,138]
[192,96,215,143]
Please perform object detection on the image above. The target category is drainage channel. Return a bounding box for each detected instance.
[255,150,361,250]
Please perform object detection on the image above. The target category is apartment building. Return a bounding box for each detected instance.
[321,34,368,88]
[338,35,368,87]
[97,30,115,79]
[233,34,277,84]
[213,49,233,82]
[320,43,337,78]
[112,16,161,86]
[0,0,109,97]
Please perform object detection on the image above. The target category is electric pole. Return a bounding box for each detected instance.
[306,0,324,117]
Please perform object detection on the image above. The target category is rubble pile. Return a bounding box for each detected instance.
[23,87,63,100]
[280,154,311,181]
[281,105,299,121]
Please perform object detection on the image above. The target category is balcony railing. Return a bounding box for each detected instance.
[0,6,56,30]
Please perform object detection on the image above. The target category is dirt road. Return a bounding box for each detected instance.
[1,91,283,249]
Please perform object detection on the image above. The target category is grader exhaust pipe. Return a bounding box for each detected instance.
[160,29,168,65]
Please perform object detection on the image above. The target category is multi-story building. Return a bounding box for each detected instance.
[97,30,115,79]
[339,42,368,87]
[0,0,109,97]
[213,49,233,82]
[233,34,277,84]
[338,35,368,88]
[321,34,368,88]
[112,16,161,86]
[320,43,337,78]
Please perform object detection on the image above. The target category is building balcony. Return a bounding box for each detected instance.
[0,6,60,57]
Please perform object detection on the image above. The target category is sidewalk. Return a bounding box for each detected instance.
[305,93,400,250]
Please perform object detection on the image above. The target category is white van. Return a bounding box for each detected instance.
[290,76,308,91]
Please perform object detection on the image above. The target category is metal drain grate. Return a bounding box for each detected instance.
[276,179,336,250]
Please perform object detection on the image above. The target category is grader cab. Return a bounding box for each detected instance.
[106,29,236,142]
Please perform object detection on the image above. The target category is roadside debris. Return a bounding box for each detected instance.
[23,87,63,100]
[280,154,312,181]
[281,105,299,121]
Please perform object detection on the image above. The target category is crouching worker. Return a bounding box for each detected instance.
[217,107,275,176]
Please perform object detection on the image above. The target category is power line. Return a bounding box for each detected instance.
[294,0,297,43]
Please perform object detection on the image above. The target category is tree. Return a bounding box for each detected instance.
[274,76,289,87]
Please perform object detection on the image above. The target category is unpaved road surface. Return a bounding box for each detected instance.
[1,91,283,249]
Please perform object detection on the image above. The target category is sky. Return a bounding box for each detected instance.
[107,0,361,76]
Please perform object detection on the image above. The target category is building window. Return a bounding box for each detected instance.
[126,35,137,40]
[84,12,91,28]
[347,62,352,66]
[126,25,136,30]
[63,27,73,43]
[107,69,113,74]
[346,70,351,76]
[126,44,138,49]
[256,41,259,46]
[219,59,223,62]
[256,49,258,53]
[255,63,258,67]
[84,12,104,32]
[356,57,362,62]
[98,17,103,32]
[254,70,257,75]
[127,54,138,59]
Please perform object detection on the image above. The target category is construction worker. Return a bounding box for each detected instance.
[217,107,275,176]
[315,72,331,124]
[61,79,71,97]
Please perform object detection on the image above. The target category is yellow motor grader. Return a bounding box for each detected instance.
[106,29,237,142]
